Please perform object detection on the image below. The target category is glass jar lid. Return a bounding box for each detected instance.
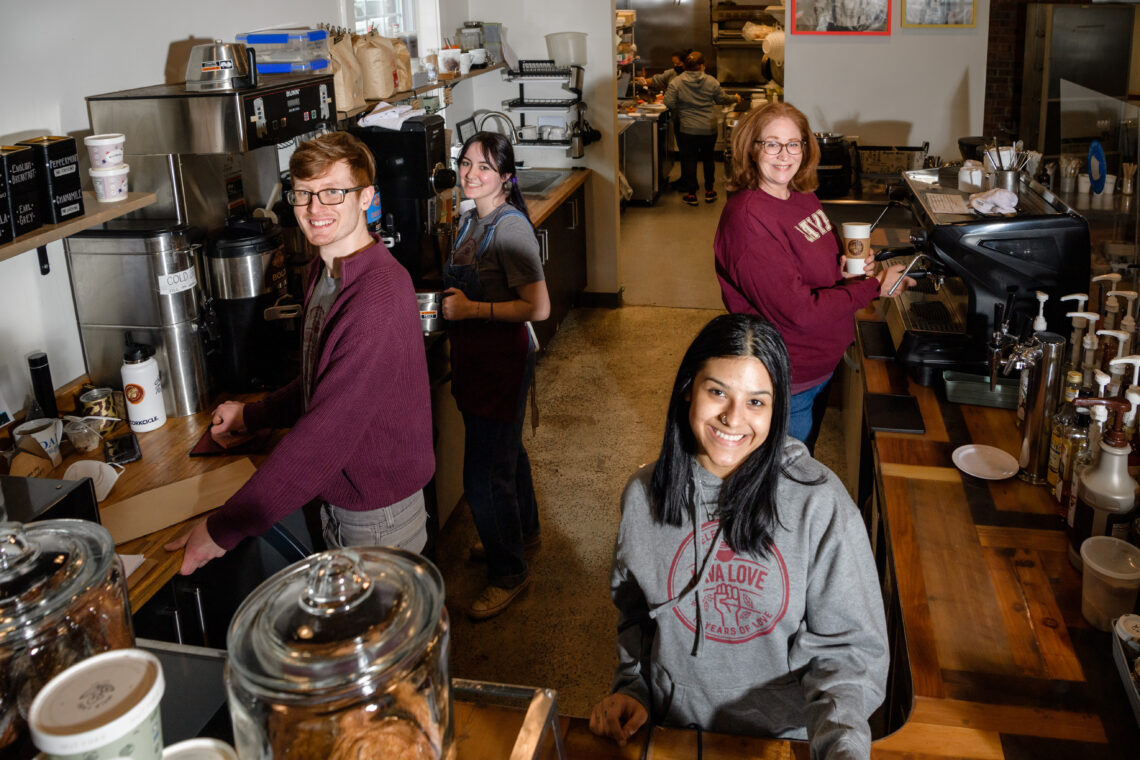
[0,520,118,645]
[227,547,445,699]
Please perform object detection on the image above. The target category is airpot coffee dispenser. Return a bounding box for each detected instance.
[206,217,298,391]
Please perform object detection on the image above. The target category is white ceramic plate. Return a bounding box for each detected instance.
[951,444,1019,480]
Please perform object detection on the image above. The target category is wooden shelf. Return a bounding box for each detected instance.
[0,190,158,265]
[337,63,505,122]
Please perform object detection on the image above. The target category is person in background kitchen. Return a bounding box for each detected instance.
[166,131,434,574]
[714,102,914,453]
[440,131,550,621]
[664,50,739,207]
[589,313,888,759]
[635,49,690,94]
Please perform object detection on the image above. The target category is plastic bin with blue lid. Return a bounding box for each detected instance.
[236,28,330,64]
[255,59,330,75]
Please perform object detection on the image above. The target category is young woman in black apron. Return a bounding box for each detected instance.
[441,132,551,620]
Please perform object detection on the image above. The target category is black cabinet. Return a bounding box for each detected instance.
[532,185,587,350]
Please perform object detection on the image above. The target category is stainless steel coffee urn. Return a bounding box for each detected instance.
[64,222,210,417]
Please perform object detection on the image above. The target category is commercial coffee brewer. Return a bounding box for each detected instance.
[73,72,336,406]
[350,115,457,285]
[881,168,1090,385]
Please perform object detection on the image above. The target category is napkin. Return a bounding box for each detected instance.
[968,188,1018,215]
[358,103,426,129]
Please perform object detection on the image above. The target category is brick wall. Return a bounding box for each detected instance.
[984,0,1088,140]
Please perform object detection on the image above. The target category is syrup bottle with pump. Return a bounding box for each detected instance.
[1066,396,1138,569]
[121,333,167,433]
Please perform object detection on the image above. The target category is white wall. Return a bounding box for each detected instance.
[0,0,348,415]
[785,2,990,161]
[456,1,623,295]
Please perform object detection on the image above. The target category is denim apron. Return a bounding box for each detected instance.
[444,204,532,422]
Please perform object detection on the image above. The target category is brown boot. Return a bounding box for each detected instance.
[468,576,532,620]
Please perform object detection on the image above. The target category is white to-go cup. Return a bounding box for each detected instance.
[1077,172,1091,193]
[1079,536,1140,632]
[29,648,165,760]
[841,222,872,275]
[1104,174,1117,194]
[90,164,130,202]
[162,738,239,759]
[83,133,125,168]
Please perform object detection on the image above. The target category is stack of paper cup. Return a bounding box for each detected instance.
[84,133,129,202]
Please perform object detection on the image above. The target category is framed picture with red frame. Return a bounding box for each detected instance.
[790,0,892,35]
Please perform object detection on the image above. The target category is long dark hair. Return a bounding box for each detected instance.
[650,314,820,556]
[460,131,530,221]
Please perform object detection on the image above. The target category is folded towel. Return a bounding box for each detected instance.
[968,188,1018,215]
[358,103,426,129]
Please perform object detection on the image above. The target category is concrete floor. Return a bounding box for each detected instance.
[436,167,849,719]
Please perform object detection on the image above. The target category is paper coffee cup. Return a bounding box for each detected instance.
[30,648,165,760]
[842,222,872,275]
[14,417,64,467]
[162,738,238,760]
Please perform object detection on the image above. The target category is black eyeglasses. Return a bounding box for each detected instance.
[285,186,368,206]
[754,140,804,156]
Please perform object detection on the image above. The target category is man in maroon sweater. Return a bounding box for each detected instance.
[166,132,434,575]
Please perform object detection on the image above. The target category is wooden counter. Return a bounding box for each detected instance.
[39,392,278,612]
[852,301,1140,759]
[524,168,590,227]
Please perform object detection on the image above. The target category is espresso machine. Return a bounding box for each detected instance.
[349,115,457,285]
[73,67,336,404]
[883,169,1090,385]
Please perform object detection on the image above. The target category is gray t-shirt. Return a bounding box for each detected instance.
[302,267,340,408]
[452,206,544,301]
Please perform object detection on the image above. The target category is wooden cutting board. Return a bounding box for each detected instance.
[99,458,256,544]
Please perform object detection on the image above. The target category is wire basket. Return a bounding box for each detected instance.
[857,143,929,182]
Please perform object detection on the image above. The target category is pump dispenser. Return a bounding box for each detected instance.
[1099,330,1131,394]
[1093,369,1111,399]
[1111,355,1140,478]
[1109,290,1137,340]
[1067,397,1139,569]
[1061,294,1090,370]
[1093,273,1122,317]
[1029,290,1047,332]
[1067,311,1101,388]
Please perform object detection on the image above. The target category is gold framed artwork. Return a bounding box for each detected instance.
[902,0,976,27]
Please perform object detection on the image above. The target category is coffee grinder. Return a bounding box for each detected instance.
[350,115,457,285]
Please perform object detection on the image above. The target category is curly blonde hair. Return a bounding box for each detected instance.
[726,102,820,194]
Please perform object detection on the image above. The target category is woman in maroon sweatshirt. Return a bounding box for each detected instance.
[714,102,914,452]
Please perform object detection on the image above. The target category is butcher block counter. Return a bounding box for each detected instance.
[849,299,1140,759]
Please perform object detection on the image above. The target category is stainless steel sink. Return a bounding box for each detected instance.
[515,170,569,196]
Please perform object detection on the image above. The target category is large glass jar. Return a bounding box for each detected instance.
[226,547,453,760]
[0,520,134,752]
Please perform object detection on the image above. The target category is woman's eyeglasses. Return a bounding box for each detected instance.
[754,140,804,156]
[285,186,367,206]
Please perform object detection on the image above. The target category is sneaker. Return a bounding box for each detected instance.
[682,194,699,206]
[705,191,718,204]
[468,576,532,620]
[469,533,542,562]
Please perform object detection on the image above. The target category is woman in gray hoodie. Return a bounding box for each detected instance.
[589,314,888,759]
[664,51,739,205]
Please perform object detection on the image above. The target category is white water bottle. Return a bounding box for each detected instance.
[121,337,166,433]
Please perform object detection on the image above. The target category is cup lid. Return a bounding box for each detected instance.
[226,547,445,699]
[29,648,163,755]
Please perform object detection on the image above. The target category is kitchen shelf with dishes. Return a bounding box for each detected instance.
[501,61,585,156]
[336,63,505,122]
[0,191,157,266]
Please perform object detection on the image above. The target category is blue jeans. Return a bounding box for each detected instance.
[462,350,538,588]
[789,375,832,454]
